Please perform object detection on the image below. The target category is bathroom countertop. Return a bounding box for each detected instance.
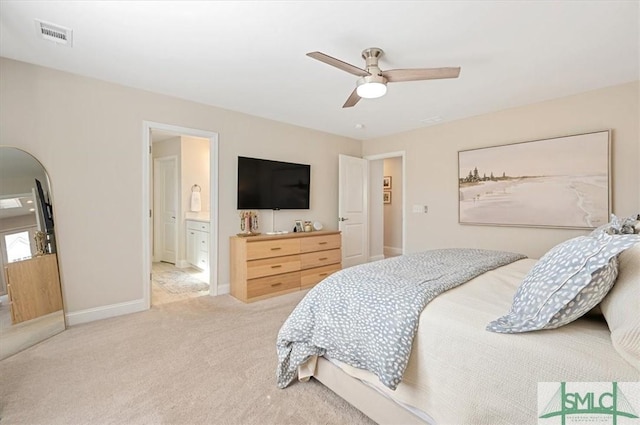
[185,212,210,222]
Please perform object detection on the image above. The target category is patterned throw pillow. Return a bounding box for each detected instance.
[487,232,639,333]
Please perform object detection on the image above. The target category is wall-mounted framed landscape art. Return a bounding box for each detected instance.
[458,130,610,229]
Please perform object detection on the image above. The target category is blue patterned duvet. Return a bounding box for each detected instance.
[276,248,525,390]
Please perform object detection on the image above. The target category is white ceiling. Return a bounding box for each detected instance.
[0,1,638,140]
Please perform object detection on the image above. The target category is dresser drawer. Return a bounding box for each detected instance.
[300,248,341,270]
[300,264,341,289]
[246,239,300,260]
[300,234,341,253]
[187,220,210,232]
[247,254,300,279]
[247,271,300,299]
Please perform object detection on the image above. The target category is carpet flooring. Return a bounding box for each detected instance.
[0,291,374,425]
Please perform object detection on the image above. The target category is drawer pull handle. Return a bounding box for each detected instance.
[271,265,282,269]
[319,257,328,261]
[271,282,282,287]
[270,247,282,251]
[318,242,328,245]
[318,273,328,277]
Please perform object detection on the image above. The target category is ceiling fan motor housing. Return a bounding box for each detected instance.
[356,48,388,98]
[362,47,384,75]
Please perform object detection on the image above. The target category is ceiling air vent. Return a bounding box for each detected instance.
[35,19,73,47]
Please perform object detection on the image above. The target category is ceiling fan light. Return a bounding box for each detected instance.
[357,82,387,99]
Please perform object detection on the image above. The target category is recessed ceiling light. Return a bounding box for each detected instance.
[0,198,22,209]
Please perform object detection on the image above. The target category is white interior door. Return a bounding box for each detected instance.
[338,154,368,268]
[154,157,177,264]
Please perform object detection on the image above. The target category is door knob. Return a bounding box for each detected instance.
[339,217,349,222]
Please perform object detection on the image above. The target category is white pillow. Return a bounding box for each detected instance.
[600,242,640,370]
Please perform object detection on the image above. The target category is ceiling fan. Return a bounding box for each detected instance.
[307,48,461,108]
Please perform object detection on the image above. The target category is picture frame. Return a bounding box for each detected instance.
[294,219,304,233]
[458,130,610,229]
[383,191,392,204]
[383,176,392,189]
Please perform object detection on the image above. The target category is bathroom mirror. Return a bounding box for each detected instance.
[0,147,65,360]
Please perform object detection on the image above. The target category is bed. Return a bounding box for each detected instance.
[276,219,640,425]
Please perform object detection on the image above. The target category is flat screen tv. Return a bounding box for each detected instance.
[237,156,310,210]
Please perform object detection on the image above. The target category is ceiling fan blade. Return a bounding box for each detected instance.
[342,89,361,108]
[382,67,461,83]
[307,51,370,77]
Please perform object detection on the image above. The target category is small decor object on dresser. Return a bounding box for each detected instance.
[34,231,47,256]
[238,210,260,236]
[294,220,304,233]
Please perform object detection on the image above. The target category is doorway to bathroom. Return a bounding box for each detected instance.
[143,122,219,308]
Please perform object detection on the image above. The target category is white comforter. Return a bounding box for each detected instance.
[327,259,640,424]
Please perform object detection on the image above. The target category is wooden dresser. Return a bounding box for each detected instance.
[4,253,63,324]
[230,230,341,302]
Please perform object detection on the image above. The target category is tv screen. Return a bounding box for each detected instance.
[237,156,310,210]
[35,178,54,232]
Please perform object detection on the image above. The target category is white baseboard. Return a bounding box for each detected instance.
[65,298,147,326]
[368,254,385,262]
[384,246,403,257]
[216,283,230,295]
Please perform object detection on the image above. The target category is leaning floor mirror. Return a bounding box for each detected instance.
[0,147,65,360]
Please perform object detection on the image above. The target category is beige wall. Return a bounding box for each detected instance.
[181,136,210,265]
[2,55,636,323]
[383,157,403,254]
[363,81,640,259]
[182,136,210,217]
[368,160,384,260]
[0,58,361,321]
